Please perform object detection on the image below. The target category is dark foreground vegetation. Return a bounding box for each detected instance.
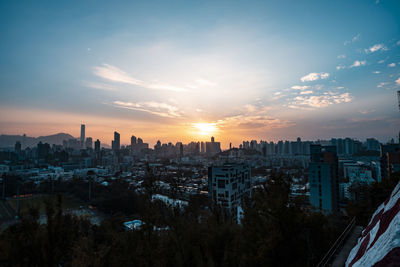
[0,171,398,267]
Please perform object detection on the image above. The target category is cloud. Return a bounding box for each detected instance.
[289,92,352,108]
[365,44,387,53]
[397,40,400,46]
[291,85,310,90]
[350,60,366,68]
[373,71,380,74]
[344,34,360,45]
[377,82,389,88]
[359,109,375,114]
[396,77,400,85]
[300,72,329,82]
[215,104,293,131]
[336,65,346,70]
[300,90,313,95]
[195,78,217,87]
[388,63,396,67]
[337,54,346,59]
[378,59,385,64]
[83,81,118,91]
[217,114,292,130]
[113,101,182,118]
[93,64,187,92]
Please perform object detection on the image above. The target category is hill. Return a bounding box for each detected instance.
[0,133,75,148]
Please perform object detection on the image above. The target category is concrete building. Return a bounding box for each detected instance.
[112,131,120,151]
[208,163,251,218]
[80,124,85,148]
[85,137,93,149]
[94,139,100,153]
[380,144,399,179]
[309,145,339,213]
[206,137,221,157]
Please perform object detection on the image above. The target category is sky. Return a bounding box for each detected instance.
[0,0,399,148]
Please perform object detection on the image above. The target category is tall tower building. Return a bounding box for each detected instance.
[80,124,85,148]
[85,137,93,149]
[94,139,100,153]
[130,135,136,152]
[112,131,120,150]
[309,145,339,213]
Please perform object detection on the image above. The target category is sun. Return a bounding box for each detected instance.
[192,122,217,136]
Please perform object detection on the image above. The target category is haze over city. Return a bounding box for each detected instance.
[1,0,399,147]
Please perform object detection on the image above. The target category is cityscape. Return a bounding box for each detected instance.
[1,0,400,266]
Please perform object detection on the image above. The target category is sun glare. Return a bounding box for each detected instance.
[192,122,217,136]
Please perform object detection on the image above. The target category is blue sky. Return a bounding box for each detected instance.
[0,0,399,146]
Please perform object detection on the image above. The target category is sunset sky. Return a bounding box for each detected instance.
[1,0,399,148]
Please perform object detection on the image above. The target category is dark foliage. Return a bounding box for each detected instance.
[0,172,346,267]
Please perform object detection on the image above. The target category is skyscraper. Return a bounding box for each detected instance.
[85,137,93,149]
[80,124,85,148]
[94,139,100,153]
[112,131,120,150]
[309,145,339,213]
[206,136,221,157]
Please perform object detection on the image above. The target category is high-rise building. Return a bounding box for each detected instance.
[206,136,221,157]
[367,138,380,151]
[94,139,100,153]
[85,137,93,149]
[14,141,21,154]
[208,163,251,219]
[112,131,120,150]
[200,142,206,154]
[380,144,400,179]
[80,124,85,148]
[309,145,339,213]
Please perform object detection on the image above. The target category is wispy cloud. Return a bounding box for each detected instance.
[195,78,217,87]
[289,92,352,108]
[300,90,313,95]
[337,54,346,59]
[350,60,366,68]
[395,77,400,85]
[365,44,387,53]
[378,59,385,64]
[300,72,329,82]
[377,82,389,88]
[113,101,182,118]
[291,85,310,90]
[93,64,188,92]
[336,65,346,70]
[388,63,396,67]
[344,33,360,45]
[359,109,375,114]
[83,81,118,91]
[373,71,380,74]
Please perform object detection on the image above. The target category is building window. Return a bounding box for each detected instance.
[232,182,237,190]
[218,179,225,188]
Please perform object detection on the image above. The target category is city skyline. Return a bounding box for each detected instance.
[1,0,400,147]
